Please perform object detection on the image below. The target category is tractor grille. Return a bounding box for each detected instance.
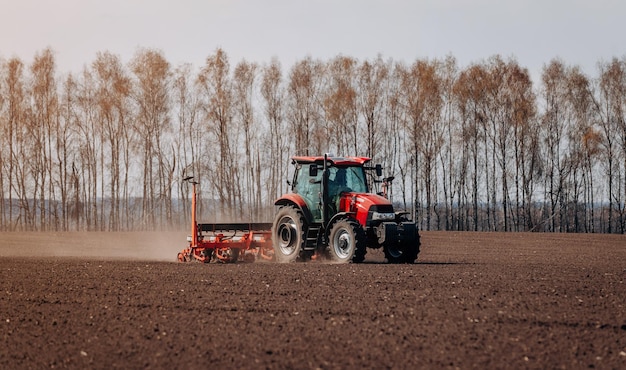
[367,204,395,226]
[370,205,394,213]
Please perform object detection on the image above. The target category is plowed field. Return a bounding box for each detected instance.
[1,231,625,369]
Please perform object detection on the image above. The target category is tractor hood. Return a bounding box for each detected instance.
[341,192,396,226]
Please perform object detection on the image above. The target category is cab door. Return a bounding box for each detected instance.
[293,163,323,222]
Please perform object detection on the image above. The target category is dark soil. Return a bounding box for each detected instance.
[1,231,625,369]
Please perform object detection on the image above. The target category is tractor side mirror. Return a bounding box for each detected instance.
[375,164,382,177]
[309,164,318,177]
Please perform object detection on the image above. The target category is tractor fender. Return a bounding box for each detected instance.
[325,212,357,238]
[274,194,314,224]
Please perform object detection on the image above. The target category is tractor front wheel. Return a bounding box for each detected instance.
[384,238,420,264]
[272,206,307,263]
[327,219,366,263]
[383,220,420,263]
[383,243,404,263]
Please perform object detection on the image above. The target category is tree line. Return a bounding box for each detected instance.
[0,47,625,233]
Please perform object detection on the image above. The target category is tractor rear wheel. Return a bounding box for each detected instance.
[327,219,366,263]
[272,206,307,263]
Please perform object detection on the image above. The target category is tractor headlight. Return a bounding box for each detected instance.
[371,212,395,221]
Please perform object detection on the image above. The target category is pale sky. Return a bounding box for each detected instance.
[0,0,624,82]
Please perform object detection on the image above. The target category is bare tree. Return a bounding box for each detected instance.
[54,73,75,232]
[286,57,324,155]
[400,59,444,230]
[260,58,287,200]
[74,68,101,230]
[130,48,172,229]
[357,56,390,162]
[386,63,410,211]
[197,48,239,219]
[233,60,259,219]
[517,104,541,232]
[556,67,596,232]
[540,60,570,231]
[453,63,489,231]
[480,57,506,231]
[172,63,201,225]
[491,58,535,231]
[3,58,33,230]
[29,48,59,230]
[594,58,626,233]
[322,56,358,155]
[437,56,459,230]
[92,51,132,230]
[58,73,81,230]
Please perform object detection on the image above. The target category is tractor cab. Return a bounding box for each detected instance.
[292,157,370,222]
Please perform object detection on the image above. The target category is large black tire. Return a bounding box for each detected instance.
[384,232,420,264]
[384,218,420,263]
[403,232,420,262]
[272,206,307,263]
[327,219,366,263]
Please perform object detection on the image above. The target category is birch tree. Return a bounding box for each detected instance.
[130,48,172,228]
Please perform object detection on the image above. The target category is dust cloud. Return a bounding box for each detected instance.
[0,231,187,261]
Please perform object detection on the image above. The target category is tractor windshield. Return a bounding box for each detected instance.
[327,166,368,194]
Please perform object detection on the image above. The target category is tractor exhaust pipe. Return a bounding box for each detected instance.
[322,153,329,227]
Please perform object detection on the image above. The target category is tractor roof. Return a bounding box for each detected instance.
[292,156,371,166]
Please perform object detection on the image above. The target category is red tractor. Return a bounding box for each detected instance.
[272,154,420,263]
